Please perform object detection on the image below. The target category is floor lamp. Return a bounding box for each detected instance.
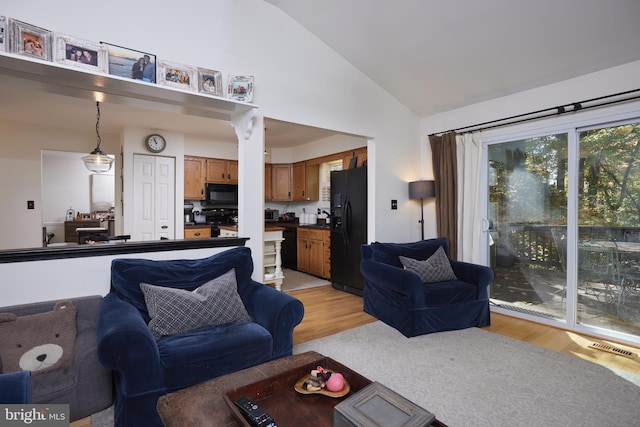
[408,180,435,240]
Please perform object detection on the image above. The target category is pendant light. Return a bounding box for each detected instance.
[82,101,114,173]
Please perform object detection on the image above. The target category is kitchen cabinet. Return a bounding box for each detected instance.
[271,163,292,201]
[265,163,273,201]
[271,162,319,201]
[322,229,331,279]
[292,161,320,201]
[184,226,211,239]
[184,156,207,200]
[297,227,329,278]
[342,147,368,169]
[206,158,238,184]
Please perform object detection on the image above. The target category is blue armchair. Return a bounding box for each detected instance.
[360,238,492,337]
[97,246,304,427]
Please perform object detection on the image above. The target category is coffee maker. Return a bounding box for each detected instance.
[184,203,195,225]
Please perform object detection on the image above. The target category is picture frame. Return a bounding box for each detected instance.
[8,18,52,61]
[197,67,223,96]
[157,60,196,91]
[80,213,92,220]
[227,75,254,102]
[54,34,106,73]
[102,42,156,83]
[0,16,7,52]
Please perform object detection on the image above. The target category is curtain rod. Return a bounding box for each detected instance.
[428,88,640,136]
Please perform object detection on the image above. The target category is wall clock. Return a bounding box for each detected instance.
[144,134,166,153]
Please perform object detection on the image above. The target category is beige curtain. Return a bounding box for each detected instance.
[456,132,483,263]
[429,132,458,259]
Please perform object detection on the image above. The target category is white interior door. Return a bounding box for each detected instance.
[133,154,175,241]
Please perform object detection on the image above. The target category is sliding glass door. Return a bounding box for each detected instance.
[487,134,568,321]
[487,120,640,340]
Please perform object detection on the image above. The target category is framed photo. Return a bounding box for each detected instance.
[102,42,156,83]
[0,16,7,52]
[227,75,254,102]
[197,67,223,96]
[8,19,52,61]
[158,60,196,91]
[55,34,106,73]
[80,213,92,220]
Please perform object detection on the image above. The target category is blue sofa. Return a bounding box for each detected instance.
[96,246,304,427]
[360,238,492,337]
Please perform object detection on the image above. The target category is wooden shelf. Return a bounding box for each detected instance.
[0,51,257,122]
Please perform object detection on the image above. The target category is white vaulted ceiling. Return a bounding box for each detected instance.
[265,0,640,118]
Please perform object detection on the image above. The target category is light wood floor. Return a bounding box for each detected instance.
[71,284,640,427]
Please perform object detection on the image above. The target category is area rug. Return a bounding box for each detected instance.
[280,268,330,292]
[294,321,640,427]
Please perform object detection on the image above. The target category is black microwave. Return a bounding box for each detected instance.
[205,183,238,206]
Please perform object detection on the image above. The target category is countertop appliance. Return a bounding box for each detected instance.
[265,208,279,222]
[205,183,238,206]
[330,167,367,295]
[184,203,195,225]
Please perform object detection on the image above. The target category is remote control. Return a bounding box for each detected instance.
[234,396,277,427]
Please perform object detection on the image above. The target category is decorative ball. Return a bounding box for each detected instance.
[325,372,344,392]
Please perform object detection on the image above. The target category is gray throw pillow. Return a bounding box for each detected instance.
[399,246,457,283]
[140,268,252,339]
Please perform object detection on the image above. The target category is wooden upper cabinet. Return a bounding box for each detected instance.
[292,161,319,201]
[184,156,206,200]
[265,163,273,201]
[226,160,239,183]
[292,161,306,201]
[342,147,368,169]
[206,158,238,184]
[272,164,292,201]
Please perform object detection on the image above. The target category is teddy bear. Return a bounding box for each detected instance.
[0,300,76,376]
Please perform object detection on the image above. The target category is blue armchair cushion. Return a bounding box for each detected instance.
[370,237,450,268]
[399,246,457,283]
[423,281,477,307]
[141,269,252,339]
[111,247,253,323]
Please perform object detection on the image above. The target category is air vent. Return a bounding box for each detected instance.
[588,342,636,359]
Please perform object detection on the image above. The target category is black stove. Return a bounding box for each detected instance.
[200,207,238,237]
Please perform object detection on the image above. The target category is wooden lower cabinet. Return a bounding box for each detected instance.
[184,226,211,239]
[297,227,329,278]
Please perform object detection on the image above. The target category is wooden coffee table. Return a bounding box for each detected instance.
[157,351,446,427]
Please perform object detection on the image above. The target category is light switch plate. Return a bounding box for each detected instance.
[391,199,397,210]
[27,200,35,209]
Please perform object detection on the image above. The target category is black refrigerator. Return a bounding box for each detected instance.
[330,167,367,295]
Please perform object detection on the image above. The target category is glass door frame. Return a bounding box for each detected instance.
[479,100,640,347]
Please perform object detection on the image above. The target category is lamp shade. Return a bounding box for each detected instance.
[408,180,435,199]
[82,149,114,173]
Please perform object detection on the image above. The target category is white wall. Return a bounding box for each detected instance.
[419,60,640,240]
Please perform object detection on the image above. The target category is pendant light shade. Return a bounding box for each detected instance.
[83,101,114,173]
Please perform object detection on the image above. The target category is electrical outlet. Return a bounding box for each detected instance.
[391,199,398,210]
[27,200,35,209]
